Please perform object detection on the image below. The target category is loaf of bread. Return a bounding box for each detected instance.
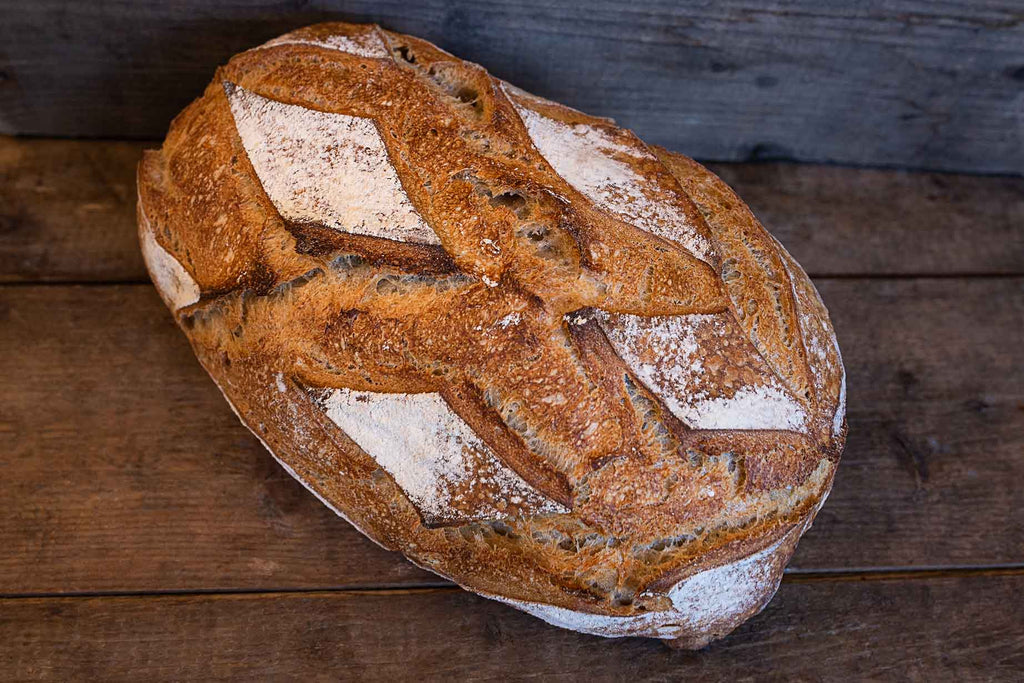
[137,22,846,648]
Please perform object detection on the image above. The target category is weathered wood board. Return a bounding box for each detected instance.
[2,575,1022,680]
[2,2,1023,173]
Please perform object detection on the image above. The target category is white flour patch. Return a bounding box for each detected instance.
[599,312,808,432]
[682,386,808,432]
[319,389,567,523]
[506,88,712,264]
[208,376,390,551]
[261,30,389,59]
[776,236,846,437]
[225,84,439,245]
[832,373,847,437]
[663,533,784,626]
[138,200,200,310]
[484,529,794,639]
[495,312,521,328]
[827,321,847,438]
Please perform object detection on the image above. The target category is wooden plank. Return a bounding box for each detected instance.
[705,162,1024,277]
[795,278,1024,570]
[2,575,1022,680]
[1,2,1022,174]
[0,285,438,594]
[2,137,1022,283]
[1,279,1021,594]
[0,138,149,282]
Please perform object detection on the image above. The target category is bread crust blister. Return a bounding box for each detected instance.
[137,22,846,648]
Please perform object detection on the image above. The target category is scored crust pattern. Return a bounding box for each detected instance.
[137,22,846,647]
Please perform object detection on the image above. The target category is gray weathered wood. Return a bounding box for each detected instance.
[1,280,1021,594]
[2,575,1022,680]
[1,1,1022,174]
[2,137,1022,283]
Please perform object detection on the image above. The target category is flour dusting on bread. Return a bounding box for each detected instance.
[261,28,389,59]
[598,312,808,432]
[318,388,568,525]
[486,524,798,642]
[225,84,439,245]
[833,374,847,437]
[138,198,200,310]
[205,375,390,551]
[507,90,713,264]
[773,235,846,438]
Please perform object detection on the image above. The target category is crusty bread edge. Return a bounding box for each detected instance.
[134,24,849,646]
[469,473,833,649]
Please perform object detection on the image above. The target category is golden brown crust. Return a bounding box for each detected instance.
[653,149,816,404]
[138,22,846,646]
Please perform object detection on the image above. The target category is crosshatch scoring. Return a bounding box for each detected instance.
[136,22,845,648]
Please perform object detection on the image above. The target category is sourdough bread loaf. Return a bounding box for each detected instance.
[137,21,846,648]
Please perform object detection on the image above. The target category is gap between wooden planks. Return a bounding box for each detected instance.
[3,564,1024,602]
[2,136,1024,283]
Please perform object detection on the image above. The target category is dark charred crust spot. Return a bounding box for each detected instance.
[384,33,487,118]
[287,220,353,257]
[425,63,486,118]
[286,221,458,275]
[489,191,529,217]
[393,44,417,64]
[242,259,278,295]
[371,271,473,296]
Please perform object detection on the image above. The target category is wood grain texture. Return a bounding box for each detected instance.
[705,161,1024,277]
[0,138,147,283]
[2,137,1022,283]
[0,285,438,594]
[1,1,1023,174]
[1,280,1021,594]
[2,575,1023,681]
[798,277,1024,570]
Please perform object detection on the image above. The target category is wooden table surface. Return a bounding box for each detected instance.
[1,135,1022,681]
